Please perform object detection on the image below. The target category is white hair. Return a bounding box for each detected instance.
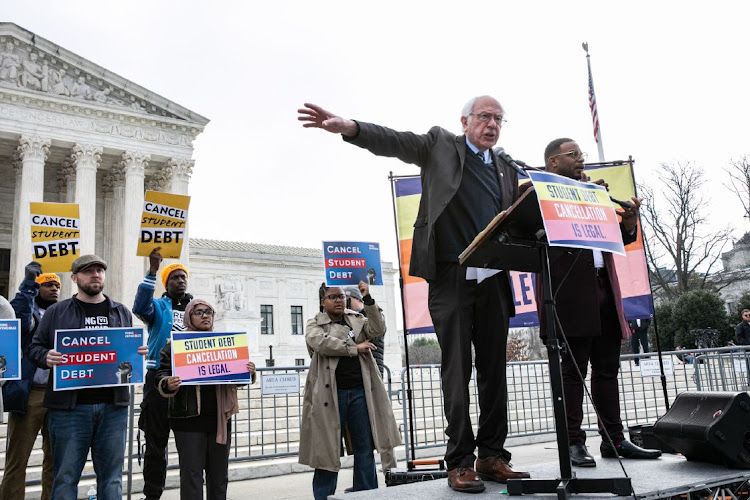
[461,95,504,129]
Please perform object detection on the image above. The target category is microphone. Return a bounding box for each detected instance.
[494,148,539,177]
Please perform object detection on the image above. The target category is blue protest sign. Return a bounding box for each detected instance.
[53,327,145,391]
[322,241,383,286]
[0,320,21,381]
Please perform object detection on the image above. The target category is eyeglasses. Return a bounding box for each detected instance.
[470,112,507,125]
[192,309,214,317]
[549,150,588,161]
[325,294,346,301]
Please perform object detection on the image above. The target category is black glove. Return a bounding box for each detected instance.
[24,262,42,282]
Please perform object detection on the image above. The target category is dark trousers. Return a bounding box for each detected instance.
[630,332,649,355]
[561,273,624,446]
[428,263,512,469]
[173,427,230,500]
[140,369,170,499]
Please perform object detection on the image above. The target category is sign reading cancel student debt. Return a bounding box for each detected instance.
[171,331,251,385]
[137,191,191,259]
[0,320,21,381]
[322,241,383,286]
[53,327,145,391]
[30,202,80,272]
[528,170,626,255]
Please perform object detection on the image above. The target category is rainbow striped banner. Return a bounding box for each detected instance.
[392,163,652,332]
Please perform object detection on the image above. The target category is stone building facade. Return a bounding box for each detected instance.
[0,22,208,302]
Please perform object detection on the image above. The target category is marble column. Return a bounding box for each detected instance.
[101,169,126,303]
[120,151,149,306]
[71,144,102,255]
[56,161,76,300]
[10,135,50,293]
[167,158,194,269]
[9,154,22,293]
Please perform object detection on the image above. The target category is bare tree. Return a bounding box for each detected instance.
[639,162,733,300]
[723,155,750,220]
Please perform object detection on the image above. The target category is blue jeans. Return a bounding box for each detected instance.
[49,404,128,500]
[313,388,377,500]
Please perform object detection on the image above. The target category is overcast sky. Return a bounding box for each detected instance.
[5,1,750,272]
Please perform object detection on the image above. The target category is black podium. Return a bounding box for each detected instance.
[459,188,632,499]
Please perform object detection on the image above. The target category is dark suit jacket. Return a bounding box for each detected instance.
[346,122,519,282]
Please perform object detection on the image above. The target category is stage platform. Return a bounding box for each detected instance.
[332,454,750,499]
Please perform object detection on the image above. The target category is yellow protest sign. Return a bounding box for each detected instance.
[137,191,190,258]
[30,202,80,272]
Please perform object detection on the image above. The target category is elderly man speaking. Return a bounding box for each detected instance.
[299,97,529,493]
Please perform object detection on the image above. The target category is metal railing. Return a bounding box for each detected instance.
[6,347,749,498]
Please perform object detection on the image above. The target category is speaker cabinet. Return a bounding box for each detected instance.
[654,391,750,469]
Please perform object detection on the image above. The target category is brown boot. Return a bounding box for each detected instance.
[447,466,486,493]
[475,456,531,483]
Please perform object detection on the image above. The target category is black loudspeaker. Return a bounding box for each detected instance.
[654,391,750,469]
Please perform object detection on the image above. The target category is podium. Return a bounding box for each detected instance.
[459,188,633,499]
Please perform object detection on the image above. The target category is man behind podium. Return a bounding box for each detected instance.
[540,138,660,467]
[299,97,529,492]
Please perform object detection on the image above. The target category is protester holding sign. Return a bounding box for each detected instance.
[156,298,256,500]
[28,254,147,500]
[535,138,658,467]
[299,281,399,499]
[0,263,59,500]
[132,246,193,500]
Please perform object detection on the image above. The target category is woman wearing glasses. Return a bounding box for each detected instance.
[300,281,400,499]
[156,298,256,500]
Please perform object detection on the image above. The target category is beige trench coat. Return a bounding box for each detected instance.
[298,302,401,473]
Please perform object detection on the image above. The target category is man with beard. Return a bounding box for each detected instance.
[132,247,192,500]
[539,138,659,467]
[1,263,59,500]
[29,255,147,500]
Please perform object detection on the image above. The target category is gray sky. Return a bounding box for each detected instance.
[5,1,750,271]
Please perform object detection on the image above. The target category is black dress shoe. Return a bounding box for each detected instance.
[601,439,662,459]
[569,444,596,467]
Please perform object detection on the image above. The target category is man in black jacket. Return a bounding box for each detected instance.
[735,309,750,345]
[29,255,146,500]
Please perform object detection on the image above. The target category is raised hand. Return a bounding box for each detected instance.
[298,103,359,137]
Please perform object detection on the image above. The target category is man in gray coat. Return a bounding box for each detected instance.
[299,97,528,492]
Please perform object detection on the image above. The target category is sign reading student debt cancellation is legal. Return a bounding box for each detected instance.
[322,241,383,286]
[53,327,145,391]
[30,202,80,272]
[137,191,191,259]
[0,320,21,381]
[527,170,626,255]
[171,331,251,385]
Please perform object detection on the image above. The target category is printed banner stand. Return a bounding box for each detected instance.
[53,327,145,391]
[0,320,22,381]
[171,331,251,385]
[137,191,191,259]
[527,170,626,255]
[322,241,383,286]
[30,202,80,273]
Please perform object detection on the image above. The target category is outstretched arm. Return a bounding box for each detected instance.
[298,103,359,137]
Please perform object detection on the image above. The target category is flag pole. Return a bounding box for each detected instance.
[583,42,606,162]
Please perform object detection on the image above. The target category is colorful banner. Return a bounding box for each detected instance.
[528,170,625,255]
[0,320,21,381]
[586,163,653,319]
[53,327,145,391]
[30,202,80,273]
[137,191,190,259]
[392,164,653,331]
[171,331,251,385]
[322,241,383,286]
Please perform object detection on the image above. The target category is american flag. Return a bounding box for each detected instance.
[584,42,605,161]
